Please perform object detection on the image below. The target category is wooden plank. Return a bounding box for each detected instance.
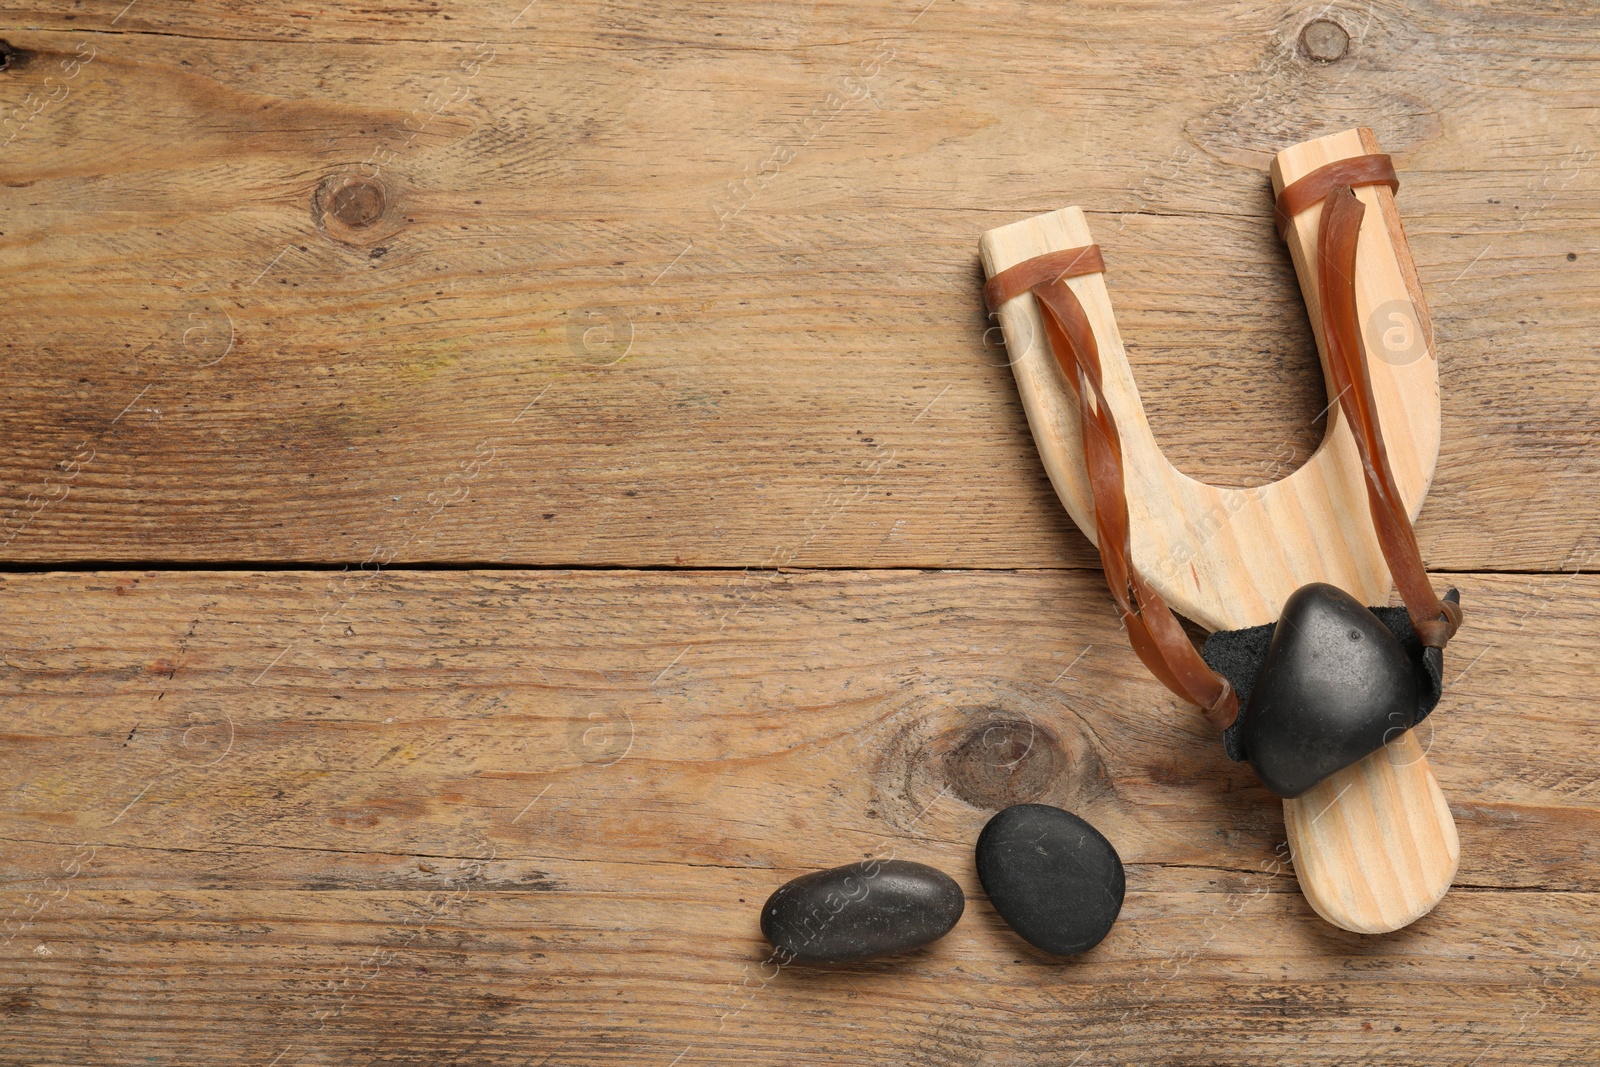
[1,568,1596,1063]
[0,3,1597,568]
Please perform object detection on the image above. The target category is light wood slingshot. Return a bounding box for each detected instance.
[978,129,1458,934]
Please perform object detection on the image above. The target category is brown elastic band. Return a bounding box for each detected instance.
[985,245,1239,730]
[1298,168,1462,648]
[1273,153,1397,238]
[984,245,1105,309]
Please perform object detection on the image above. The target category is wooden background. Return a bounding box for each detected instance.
[1,1,1596,1063]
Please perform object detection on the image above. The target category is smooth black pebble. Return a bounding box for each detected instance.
[1242,582,1419,798]
[975,804,1124,956]
[760,859,964,964]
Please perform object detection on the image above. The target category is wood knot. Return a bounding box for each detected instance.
[330,177,385,228]
[2,991,36,1016]
[0,40,26,72]
[313,173,400,247]
[941,710,1063,809]
[867,680,1110,831]
[1299,18,1350,62]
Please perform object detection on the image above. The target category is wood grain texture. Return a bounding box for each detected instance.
[1284,731,1459,935]
[1,568,1597,1064]
[0,1,1597,568]
[2,2,1598,1064]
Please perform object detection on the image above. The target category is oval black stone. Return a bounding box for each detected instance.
[975,804,1124,956]
[1242,582,1419,798]
[760,859,964,964]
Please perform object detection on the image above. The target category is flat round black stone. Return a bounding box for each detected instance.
[1242,582,1419,798]
[975,804,1124,956]
[760,859,964,964]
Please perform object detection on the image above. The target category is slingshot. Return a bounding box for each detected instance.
[979,128,1462,934]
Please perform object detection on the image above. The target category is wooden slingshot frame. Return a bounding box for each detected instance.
[979,128,1458,934]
